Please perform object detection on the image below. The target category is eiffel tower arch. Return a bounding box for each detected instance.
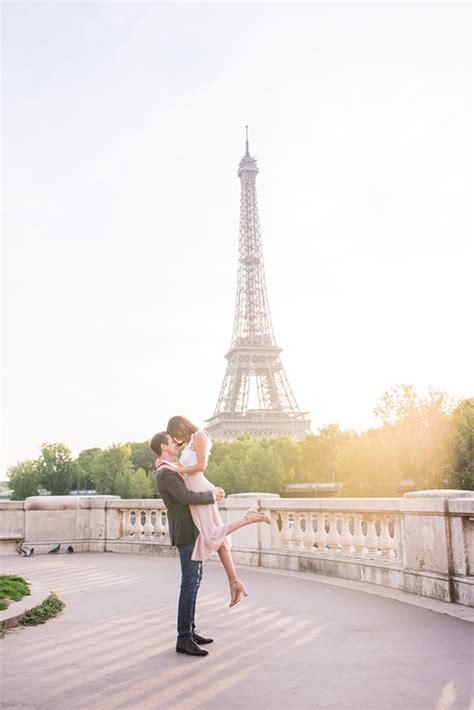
[205,130,311,440]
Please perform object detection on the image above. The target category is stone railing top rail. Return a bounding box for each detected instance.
[0,491,473,515]
[404,490,474,498]
[113,499,167,510]
[1,501,25,510]
[449,499,474,515]
[256,497,402,512]
[23,496,120,510]
[0,495,406,513]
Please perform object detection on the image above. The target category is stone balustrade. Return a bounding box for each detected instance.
[267,504,401,561]
[1,489,473,606]
[119,501,169,541]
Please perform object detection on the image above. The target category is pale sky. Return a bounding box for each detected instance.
[2,2,472,474]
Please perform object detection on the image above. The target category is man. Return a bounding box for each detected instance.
[150,431,225,657]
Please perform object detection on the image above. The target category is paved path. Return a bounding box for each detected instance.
[1,553,472,709]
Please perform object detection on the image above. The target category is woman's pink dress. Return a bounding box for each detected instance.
[180,433,231,562]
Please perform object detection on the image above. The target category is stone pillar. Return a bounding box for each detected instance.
[401,490,474,603]
[104,499,123,547]
[447,497,474,605]
[82,496,121,552]
[222,493,280,565]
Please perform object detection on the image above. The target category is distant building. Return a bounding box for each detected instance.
[284,482,342,498]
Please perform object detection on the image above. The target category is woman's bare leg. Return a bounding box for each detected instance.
[225,517,250,535]
[224,508,271,536]
[217,545,237,585]
[218,545,246,605]
[217,520,247,589]
[217,511,269,605]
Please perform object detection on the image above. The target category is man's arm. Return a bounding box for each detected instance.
[160,470,216,506]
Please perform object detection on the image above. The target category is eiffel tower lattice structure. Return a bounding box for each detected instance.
[205,130,311,440]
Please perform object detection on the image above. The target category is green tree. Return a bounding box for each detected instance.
[128,441,157,474]
[299,425,353,483]
[209,437,255,467]
[114,469,133,498]
[373,384,421,425]
[335,429,399,497]
[7,460,40,500]
[37,443,74,495]
[91,444,134,495]
[335,386,456,497]
[374,385,454,426]
[374,385,454,489]
[206,454,248,495]
[75,448,102,490]
[206,437,290,495]
[260,436,301,481]
[129,468,154,498]
[114,466,155,498]
[245,445,287,493]
[448,398,474,490]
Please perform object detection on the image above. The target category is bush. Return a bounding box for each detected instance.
[19,593,64,626]
[0,575,30,610]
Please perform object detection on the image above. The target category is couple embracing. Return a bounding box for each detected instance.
[150,415,270,657]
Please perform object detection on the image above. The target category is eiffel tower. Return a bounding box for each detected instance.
[205,130,311,440]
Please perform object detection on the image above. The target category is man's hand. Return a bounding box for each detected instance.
[156,458,179,471]
[214,487,225,502]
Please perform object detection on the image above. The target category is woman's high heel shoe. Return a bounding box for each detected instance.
[229,579,248,608]
[244,506,271,525]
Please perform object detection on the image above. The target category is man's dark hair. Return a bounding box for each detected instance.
[150,431,169,456]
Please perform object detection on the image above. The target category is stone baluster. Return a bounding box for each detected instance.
[155,511,166,536]
[280,512,292,548]
[292,513,304,550]
[143,511,154,540]
[327,513,340,554]
[314,513,327,552]
[270,512,281,549]
[340,514,353,557]
[353,514,366,558]
[365,516,379,559]
[122,510,133,538]
[130,511,141,538]
[378,516,392,560]
[303,513,316,550]
[390,516,401,560]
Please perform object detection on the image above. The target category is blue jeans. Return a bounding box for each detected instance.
[177,543,203,643]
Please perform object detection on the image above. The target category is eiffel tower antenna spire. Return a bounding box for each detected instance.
[205,134,311,440]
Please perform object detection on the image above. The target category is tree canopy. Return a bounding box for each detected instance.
[7,460,40,500]
[5,387,473,499]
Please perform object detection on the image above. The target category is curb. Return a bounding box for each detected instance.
[207,559,474,623]
[0,581,51,632]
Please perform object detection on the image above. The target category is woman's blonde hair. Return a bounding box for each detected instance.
[167,415,199,442]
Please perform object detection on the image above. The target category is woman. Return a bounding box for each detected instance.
[163,415,270,607]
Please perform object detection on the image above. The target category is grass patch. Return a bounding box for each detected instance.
[0,575,30,611]
[19,593,64,626]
